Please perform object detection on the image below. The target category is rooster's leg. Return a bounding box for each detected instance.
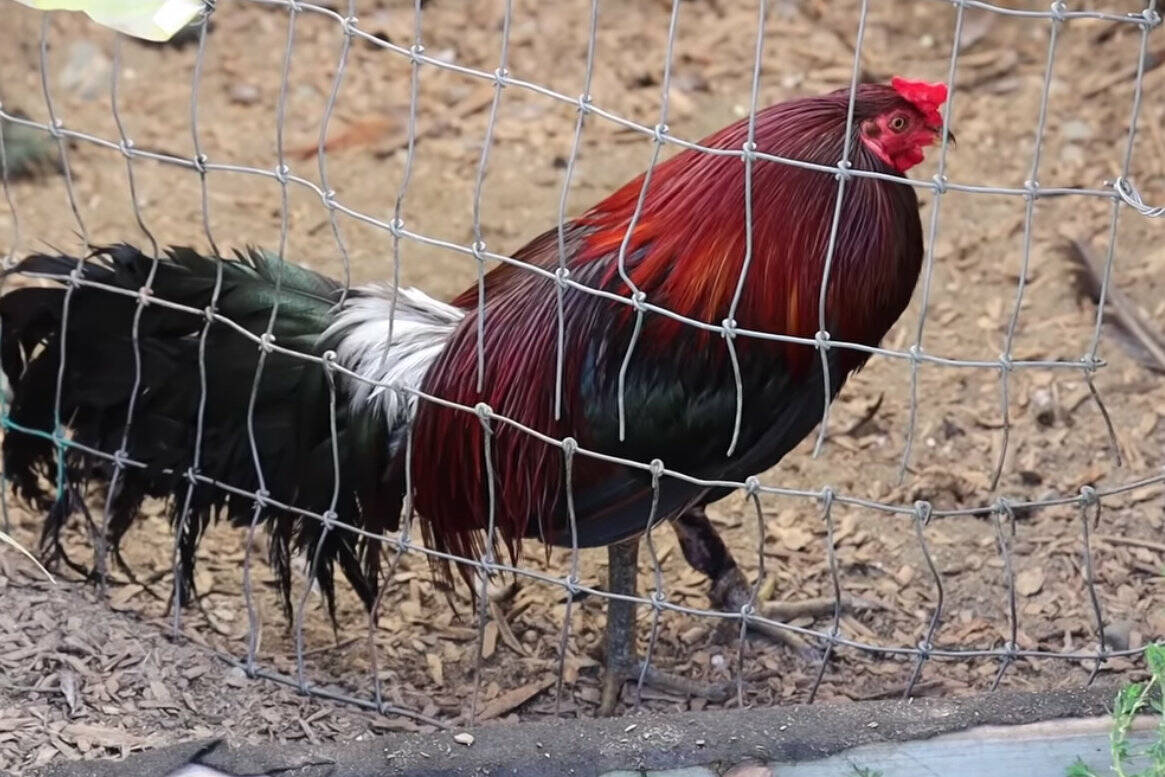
[673,506,816,656]
[598,537,730,716]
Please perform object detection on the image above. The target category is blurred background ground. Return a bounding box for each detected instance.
[0,0,1163,772]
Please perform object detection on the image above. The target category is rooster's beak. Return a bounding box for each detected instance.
[936,126,956,148]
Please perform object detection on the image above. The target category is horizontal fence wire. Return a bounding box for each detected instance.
[0,0,1162,725]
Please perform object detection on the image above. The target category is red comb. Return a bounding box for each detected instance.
[890,76,948,128]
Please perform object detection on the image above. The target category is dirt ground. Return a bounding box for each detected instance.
[0,0,1163,772]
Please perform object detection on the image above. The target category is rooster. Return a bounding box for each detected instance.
[0,76,947,714]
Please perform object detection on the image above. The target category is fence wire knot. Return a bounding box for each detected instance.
[652,123,669,143]
[254,488,271,508]
[118,138,135,157]
[1113,177,1164,218]
[136,285,153,306]
[834,158,851,182]
[1079,353,1103,373]
[744,475,761,497]
[321,349,337,374]
[1079,484,1098,505]
[258,332,276,352]
[321,510,338,531]
[563,574,581,596]
[561,436,578,457]
[1049,1,1068,22]
[913,500,933,527]
[341,16,358,36]
[192,153,209,174]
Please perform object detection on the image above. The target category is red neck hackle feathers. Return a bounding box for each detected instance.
[572,82,936,371]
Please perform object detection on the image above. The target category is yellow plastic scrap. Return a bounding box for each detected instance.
[7,0,205,42]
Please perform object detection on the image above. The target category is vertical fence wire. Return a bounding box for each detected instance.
[241,0,299,673]
[613,0,682,443]
[172,0,224,637]
[903,500,943,698]
[810,0,869,458]
[552,0,600,421]
[0,55,19,536]
[1081,0,1160,464]
[381,0,424,374]
[898,1,966,481]
[38,15,92,583]
[989,4,1064,492]
[96,34,162,600]
[470,0,513,393]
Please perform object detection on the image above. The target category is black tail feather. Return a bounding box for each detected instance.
[0,244,401,621]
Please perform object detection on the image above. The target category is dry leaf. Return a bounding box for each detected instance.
[477,676,554,721]
[780,527,814,552]
[481,621,498,660]
[425,653,444,686]
[109,585,143,610]
[1015,568,1045,597]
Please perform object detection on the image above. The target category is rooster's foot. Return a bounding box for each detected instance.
[712,573,883,660]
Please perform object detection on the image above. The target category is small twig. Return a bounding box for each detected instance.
[0,530,55,583]
[1067,240,1165,372]
[1094,534,1165,555]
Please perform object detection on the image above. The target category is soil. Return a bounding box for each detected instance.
[0,0,1163,772]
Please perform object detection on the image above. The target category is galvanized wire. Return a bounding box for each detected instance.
[0,0,1161,728]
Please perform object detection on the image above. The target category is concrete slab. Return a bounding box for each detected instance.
[30,686,1121,777]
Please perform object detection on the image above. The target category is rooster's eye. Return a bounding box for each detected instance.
[888,115,908,132]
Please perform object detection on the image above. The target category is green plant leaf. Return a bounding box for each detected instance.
[1066,757,1097,777]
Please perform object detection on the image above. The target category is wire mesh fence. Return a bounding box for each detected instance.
[0,0,1163,736]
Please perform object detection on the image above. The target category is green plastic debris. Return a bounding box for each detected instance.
[8,0,205,42]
